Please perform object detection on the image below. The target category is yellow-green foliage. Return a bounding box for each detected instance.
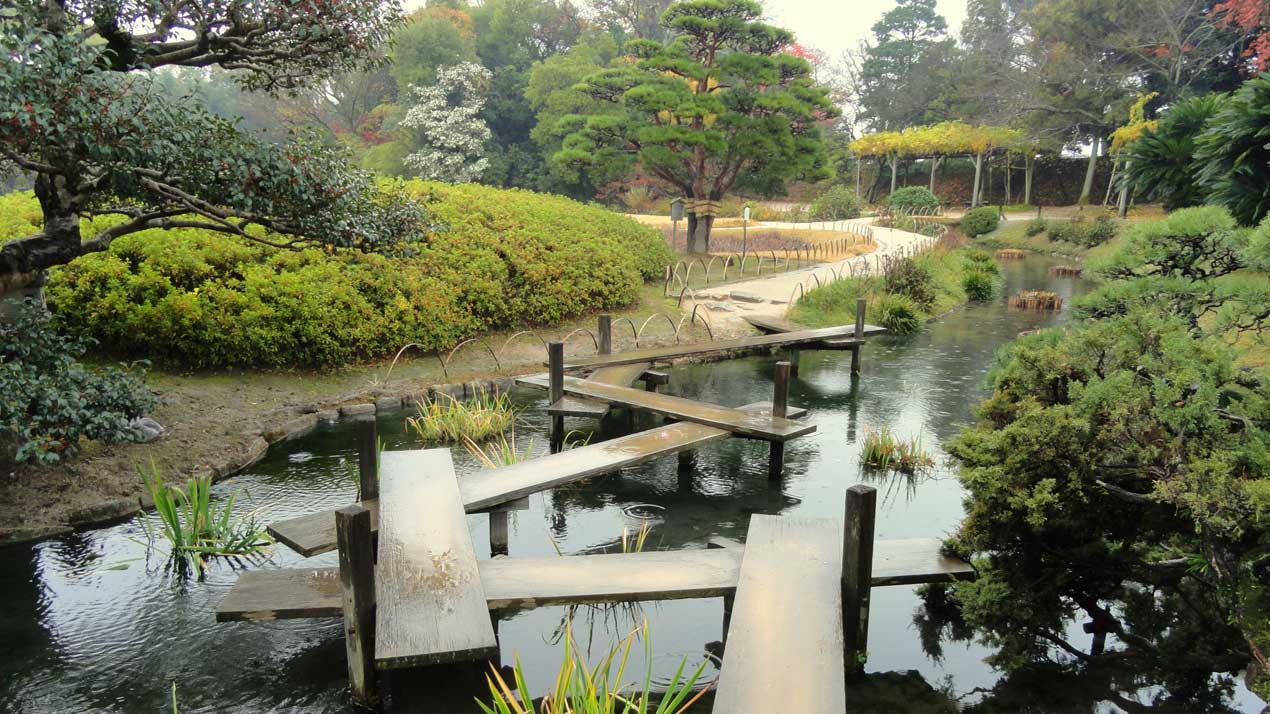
[5,182,674,367]
[0,191,42,243]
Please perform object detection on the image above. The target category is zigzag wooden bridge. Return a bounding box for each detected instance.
[215,313,974,710]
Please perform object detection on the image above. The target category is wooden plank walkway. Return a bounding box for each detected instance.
[270,412,772,556]
[371,450,497,669]
[216,537,971,622]
[743,314,887,348]
[557,324,879,370]
[713,515,845,712]
[549,362,654,418]
[517,375,815,442]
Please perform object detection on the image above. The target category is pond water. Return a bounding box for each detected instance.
[1,256,1263,713]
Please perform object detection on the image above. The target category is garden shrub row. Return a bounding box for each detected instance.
[4,181,674,367]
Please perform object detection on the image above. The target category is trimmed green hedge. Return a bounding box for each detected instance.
[5,181,673,367]
[960,206,1000,237]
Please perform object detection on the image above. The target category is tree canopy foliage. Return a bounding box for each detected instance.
[0,0,424,281]
[555,0,835,252]
[942,207,1270,698]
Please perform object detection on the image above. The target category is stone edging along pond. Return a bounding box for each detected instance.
[2,344,784,546]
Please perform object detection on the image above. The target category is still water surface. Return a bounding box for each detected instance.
[1,256,1262,713]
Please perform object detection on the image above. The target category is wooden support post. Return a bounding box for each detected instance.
[843,484,876,675]
[598,314,612,355]
[489,510,509,557]
[768,360,790,480]
[336,505,377,706]
[851,297,866,374]
[356,417,378,501]
[787,348,800,378]
[549,341,564,453]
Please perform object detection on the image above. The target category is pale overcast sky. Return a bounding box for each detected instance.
[764,0,967,58]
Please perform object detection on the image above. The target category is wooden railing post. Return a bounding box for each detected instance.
[851,297,866,374]
[597,314,612,355]
[356,417,378,501]
[336,505,377,706]
[549,341,564,453]
[843,484,876,675]
[768,360,790,480]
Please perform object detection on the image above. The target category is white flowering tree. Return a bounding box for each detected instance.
[401,62,493,183]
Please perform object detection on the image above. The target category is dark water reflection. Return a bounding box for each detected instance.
[0,256,1263,713]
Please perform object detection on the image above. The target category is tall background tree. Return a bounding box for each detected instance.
[400,62,493,182]
[556,0,836,253]
[856,0,953,131]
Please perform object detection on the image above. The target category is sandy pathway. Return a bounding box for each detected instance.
[686,220,936,336]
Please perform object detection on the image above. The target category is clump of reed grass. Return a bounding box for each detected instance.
[464,430,532,468]
[1049,265,1083,277]
[138,462,272,576]
[1008,289,1063,311]
[407,388,515,443]
[860,426,933,474]
[477,620,712,714]
[995,248,1027,260]
[622,520,652,553]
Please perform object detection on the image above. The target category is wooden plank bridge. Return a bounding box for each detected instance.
[214,314,961,709]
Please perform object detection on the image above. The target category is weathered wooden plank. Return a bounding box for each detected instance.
[548,362,655,418]
[869,538,975,586]
[735,401,808,419]
[517,376,815,442]
[269,422,729,557]
[714,515,845,713]
[373,449,497,669]
[215,537,973,622]
[742,314,887,337]
[459,421,730,511]
[556,324,884,370]
[480,549,743,609]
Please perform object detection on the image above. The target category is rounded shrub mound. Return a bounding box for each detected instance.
[809,185,861,220]
[961,206,999,237]
[30,182,673,368]
[886,187,940,213]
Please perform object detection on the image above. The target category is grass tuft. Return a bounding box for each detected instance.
[1008,290,1063,311]
[860,426,933,474]
[476,620,712,714]
[408,388,515,444]
[138,461,272,576]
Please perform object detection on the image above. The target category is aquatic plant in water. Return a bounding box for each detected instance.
[477,620,712,714]
[860,426,934,474]
[407,388,515,443]
[138,462,272,576]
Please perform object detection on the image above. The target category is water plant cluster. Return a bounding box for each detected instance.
[408,388,515,444]
[478,621,711,714]
[138,463,272,576]
[859,426,934,474]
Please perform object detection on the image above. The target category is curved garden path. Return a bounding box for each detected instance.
[686,219,934,336]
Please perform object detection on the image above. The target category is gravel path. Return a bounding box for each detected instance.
[686,220,936,336]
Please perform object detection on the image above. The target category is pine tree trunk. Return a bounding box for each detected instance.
[1079,136,1101,205]
[685,213,699,254]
